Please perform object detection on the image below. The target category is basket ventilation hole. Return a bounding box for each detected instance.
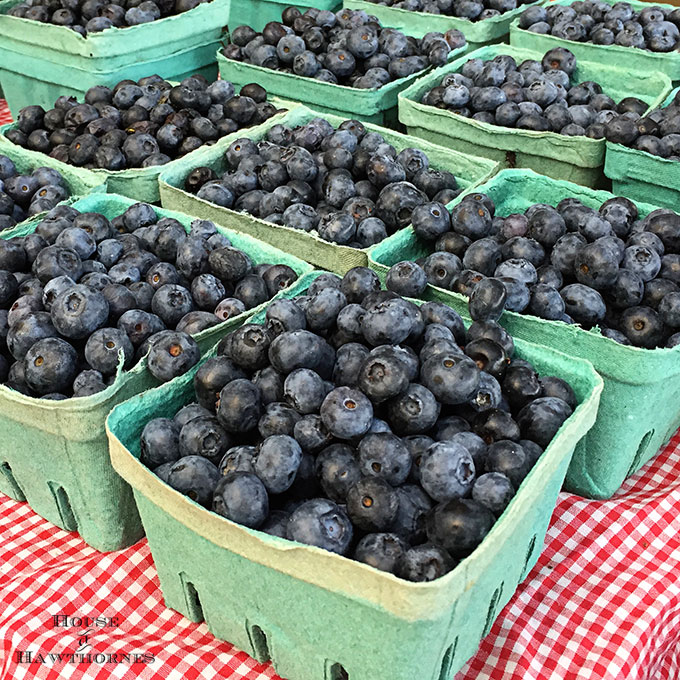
[505,151,517,168]
[47,482,77,532]
[248,624,270,664]
[522,534,539,578]
[327,662,349,680]
[482,582,504,638]
[0,462,25,501]
[438,638,458,680]
[179,573,204,623]
[626,429,655,478]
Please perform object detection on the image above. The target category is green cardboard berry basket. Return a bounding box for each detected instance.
[216,38,467,125]
[0,193,312,552]
[369,168,680,499]
[158,105,499,275]
[0,0,231,116]
[105,270,602,680]
[0,108,289,204]
[397,45,672,188]
[343,0,546,51]
[604,86,680,211]
[229,0,341,32]
[509,0,680,83]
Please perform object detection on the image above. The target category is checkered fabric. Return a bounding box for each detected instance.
[0,97,679,679]
[0,101,12,126]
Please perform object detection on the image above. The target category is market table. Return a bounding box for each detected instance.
[0,98,679,680]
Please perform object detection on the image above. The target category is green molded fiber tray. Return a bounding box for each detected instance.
[158,105,499,275]
[0,193,312,552]
[0,109,289,204]
[369,168,680,499]
[509,0,680,83]
[216,39,466,125]
[106,270,601,680]
[229,0,340,32]
[0,0,231,115]
[398,44,672,188]
[343,0,545,50]
[604,86,680,211]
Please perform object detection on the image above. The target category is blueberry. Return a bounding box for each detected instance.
[354,533,407,574]
[421,353,480,404]
[517,396,573,448]
[252,434,302,494]
[469,277,507,322]
[387,383,440,435]
[320,386,373,439]
[357,432,411,485]
[560,284,606,327]
[287,498,353,554]
[147,331,200,382]
[84,327,134,375]
[24,337,78,395]
[472,472,515,516]
[166,455,220,507]
[212,472,269,528]
[258,402,301,438]
[346,476,398,532]
[396,544,454,582]
[620,305,665,347]
[7,312,56,361]
[218,445,257,476]
[179,415,231,465]
[419,440,475,502]
[216,378,262,433]
[50,284,109,339]
[385,261,427,297]
[174,403,212,429]
[72,369,107,397]
[360,297,421,346]
[140,417,180,468]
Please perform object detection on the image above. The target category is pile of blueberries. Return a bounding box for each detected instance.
[140,267,577,581]
[7,0,213,34]
[388,189,680,349]
[519,1,680,53]
[185,116,461,248]
[0,156,72,230]
[7,76,282,171]
[421,47,649,138]
[366,0,536,22]
[0,201,299,398]
[603,89,680,158]
[221,7,465,87]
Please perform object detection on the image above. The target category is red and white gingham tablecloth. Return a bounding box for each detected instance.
[1,99,680,680]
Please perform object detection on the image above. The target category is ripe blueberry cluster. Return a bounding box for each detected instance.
[140,267,576,582]
[0,156,72,231]
[394,190,680,349]
[221,7,465,87]
[519,1,680,52]
[366,0,536,21]
[0,202,299,398]
[185,116,461,248]
[603,89,680,158]
[421,47,648,138]
[7,0,213,35]
[7,76,282,171]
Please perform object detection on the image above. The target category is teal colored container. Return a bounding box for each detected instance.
[106,272,602,680]
[158,105,499,274]
[0,193,312,552]
[509,0,680,83]
[369,168,680,499]
[0,109,289,203]
[0,0,231,116]
[398,44,672,188]
[217,40,466,125]
[604,86,680,211]
[343,0,545,51]
[229,0,340,32]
